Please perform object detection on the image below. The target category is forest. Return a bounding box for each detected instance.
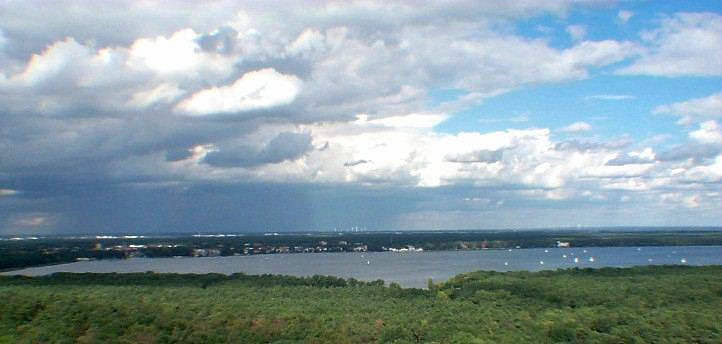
[1,265,720,343]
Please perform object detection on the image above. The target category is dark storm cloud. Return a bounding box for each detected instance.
[0,110,255,172]
[204,132,313,167]
[0,182,428,234]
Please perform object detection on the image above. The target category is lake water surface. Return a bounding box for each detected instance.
[5,246,722,288]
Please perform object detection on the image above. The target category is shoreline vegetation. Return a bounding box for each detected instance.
[1,265,720,343]
[2,229,722,271]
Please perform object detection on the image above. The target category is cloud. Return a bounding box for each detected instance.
[16,216,48,226]
[682,155,722,184]
[561,40,637,68]
[7,37,92,86]
[128,29,204,75]
[565,25,586,41]
[683,195,700,208]
[446,149,504,163]
[8,213,56,230]
[289,120,567,188]
[0,189,19,196]
[0,3,639,124]
[605,154,653,166]
[344,160,370,167]
[689,121,722,144]
[197,26,239,54]
[126,28,235,78]
[0,1,240,60]
[364,113,449,129]
[0,30,238,116]
[128,83,185,108]
[0,28,6,48]
[618,12,722,76]
[1,1,721,232]
[618,10,633,23]
[653,91,722,124]
[176,68,302,116]
[656,143,721,162]
[286,28,326,58]
[7,3,642,190]
[554,136,632,151]
[559,121,592,133]
[203,132,313,167]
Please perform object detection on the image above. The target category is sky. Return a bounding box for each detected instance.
[1,0,721,234]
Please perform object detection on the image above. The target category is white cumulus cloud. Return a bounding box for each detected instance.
[565,25,586,41]
[561,40,638,68]
[176,68,302,116]
[618,12,722,76]
[653,91,722,124]
[690,121,722,144]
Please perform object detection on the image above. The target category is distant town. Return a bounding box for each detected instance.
[95,237,377,259]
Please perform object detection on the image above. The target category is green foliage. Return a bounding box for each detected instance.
[0,265,720,343]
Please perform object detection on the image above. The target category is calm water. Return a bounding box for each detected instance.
[5,246,722,288]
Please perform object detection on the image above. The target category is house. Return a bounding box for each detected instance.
[353,245,368,252]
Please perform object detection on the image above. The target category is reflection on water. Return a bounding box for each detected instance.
[5,246,722,288]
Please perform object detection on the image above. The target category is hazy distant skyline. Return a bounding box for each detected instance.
[1,1,721,234]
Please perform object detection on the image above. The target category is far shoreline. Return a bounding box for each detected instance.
[3,229,721,273]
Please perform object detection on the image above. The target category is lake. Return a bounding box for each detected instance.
[5,246,722,288]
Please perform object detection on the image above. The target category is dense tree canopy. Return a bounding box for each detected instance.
[1,265,720,343]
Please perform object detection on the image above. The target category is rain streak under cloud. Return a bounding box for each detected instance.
[0,0,721,234]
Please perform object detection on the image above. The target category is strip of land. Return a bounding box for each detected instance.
[2,229,721,271]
